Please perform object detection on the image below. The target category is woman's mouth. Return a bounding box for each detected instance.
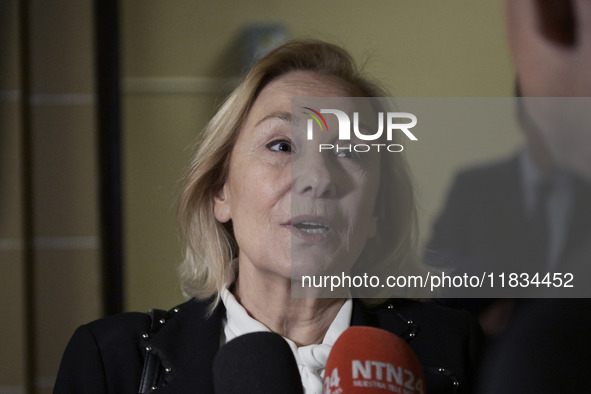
[286,216,333,241]
[293,221,330,234]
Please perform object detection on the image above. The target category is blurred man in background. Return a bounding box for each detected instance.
[425,0,591,338]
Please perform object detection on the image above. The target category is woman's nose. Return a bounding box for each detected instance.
[292,153,338,198]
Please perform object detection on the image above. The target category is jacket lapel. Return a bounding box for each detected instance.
[150,298,225,393]
[350,299,414,339]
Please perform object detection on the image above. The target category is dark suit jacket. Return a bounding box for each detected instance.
[477,299,591,393]
[54,297,482,393]
[425,154,591,297]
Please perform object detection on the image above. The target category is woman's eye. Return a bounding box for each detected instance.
[336,150,360,160]
[266,139,292,153]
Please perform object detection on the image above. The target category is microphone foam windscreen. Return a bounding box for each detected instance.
[213,331,303,394]
[324,326,425,394]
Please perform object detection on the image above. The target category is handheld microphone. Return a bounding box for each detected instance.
[324,326,425,394]
[213,331,304,394]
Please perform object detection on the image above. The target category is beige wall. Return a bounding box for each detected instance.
[1,1,26,392]
[1,0,102,392]
[29,1,103,389]
[121,0,519,313]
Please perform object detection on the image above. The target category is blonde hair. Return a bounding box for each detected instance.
[177,39,425,308]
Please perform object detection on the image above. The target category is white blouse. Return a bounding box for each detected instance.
[221,288,352,394]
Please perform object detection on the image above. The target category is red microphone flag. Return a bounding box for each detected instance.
[324,326,425,394]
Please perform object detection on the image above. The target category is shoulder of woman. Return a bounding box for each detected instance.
[84,297,215,342]
[395,299,478,322]
[357,299,483,393]
[54,312,151,393]
[55,298,212,393]
[363,298,478,327]
[362,299,484,354]
[85,311,152,336]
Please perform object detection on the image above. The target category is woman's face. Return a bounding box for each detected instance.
[214,71,381,283]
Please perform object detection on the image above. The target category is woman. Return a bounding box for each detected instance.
[55,40,481,393]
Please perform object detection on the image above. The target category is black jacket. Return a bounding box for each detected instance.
[54,298,482,393]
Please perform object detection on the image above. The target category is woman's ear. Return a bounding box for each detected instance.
[213,185,232,223]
